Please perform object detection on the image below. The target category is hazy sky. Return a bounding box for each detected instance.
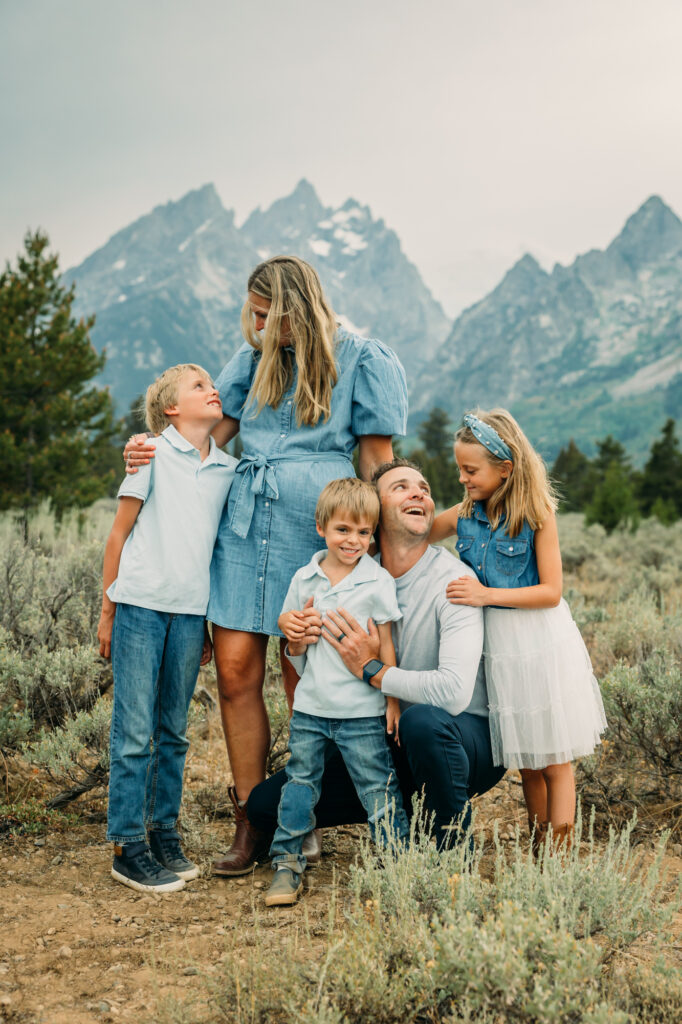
[2,0,682,316]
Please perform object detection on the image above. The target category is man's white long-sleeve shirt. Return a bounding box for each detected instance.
[380,545,488,718]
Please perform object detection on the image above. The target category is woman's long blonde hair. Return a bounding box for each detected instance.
[456,408,557,537]
[241,256,338,426]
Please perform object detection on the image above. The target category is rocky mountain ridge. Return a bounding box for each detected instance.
[411,195,682,461]
[64,180,449,412]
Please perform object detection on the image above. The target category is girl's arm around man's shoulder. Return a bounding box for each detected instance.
[429,503,461,544]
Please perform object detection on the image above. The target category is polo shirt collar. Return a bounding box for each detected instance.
[299,550,380,590]
[162,424,195,452]
[161,426,233,467]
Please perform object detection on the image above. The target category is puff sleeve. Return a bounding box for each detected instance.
[351,339,408,438]
[214,343,258,421]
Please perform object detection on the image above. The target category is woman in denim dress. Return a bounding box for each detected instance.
[126,256,408,872]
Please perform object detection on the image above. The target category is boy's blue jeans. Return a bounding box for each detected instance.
[106,603,205,844]
[270,710,409,873]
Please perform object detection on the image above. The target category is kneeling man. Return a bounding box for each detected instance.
[242,459,505,859]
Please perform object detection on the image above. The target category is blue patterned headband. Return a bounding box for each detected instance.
[462,414,513,462]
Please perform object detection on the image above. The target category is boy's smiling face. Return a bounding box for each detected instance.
[165,371,223,424]
[317,510,374,569]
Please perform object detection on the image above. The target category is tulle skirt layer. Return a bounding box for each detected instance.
[484,599,607,770]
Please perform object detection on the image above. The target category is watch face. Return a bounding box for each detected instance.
[364,659,383,679]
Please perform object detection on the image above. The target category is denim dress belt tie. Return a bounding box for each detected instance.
[228,452,353,539]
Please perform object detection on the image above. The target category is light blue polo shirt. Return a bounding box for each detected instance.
[108,426,237,616]
[281,551,402,719]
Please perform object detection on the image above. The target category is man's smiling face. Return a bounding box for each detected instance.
[376,466,435,540]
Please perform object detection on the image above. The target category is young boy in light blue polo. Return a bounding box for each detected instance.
[98,363,236,893]
[268,477,409,907]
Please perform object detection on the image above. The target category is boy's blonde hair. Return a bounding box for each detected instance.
[242,256,338,428]
[456,408,557,537]
[315,478,380,531]
[145,363,213,434]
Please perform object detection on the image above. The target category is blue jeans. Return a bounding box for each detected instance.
[270,711,409,872]
[250,706,505,851]
[106,603,205,844]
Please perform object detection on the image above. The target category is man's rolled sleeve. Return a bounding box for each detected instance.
[380,600,484,716]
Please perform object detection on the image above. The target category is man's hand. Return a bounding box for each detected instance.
[123,434,156,474]
[320,608,381,679]
[445,575,491,607]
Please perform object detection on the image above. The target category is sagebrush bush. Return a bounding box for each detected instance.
[169,815,678,1024]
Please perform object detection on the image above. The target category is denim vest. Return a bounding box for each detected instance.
[455,502,539,588]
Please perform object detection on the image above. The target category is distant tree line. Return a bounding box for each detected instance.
[412,406,682,533]
[552,422,682,531]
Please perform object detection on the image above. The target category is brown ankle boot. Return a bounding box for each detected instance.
[550,822,574,855]
[212,786,270,876]
[528,817,548,860]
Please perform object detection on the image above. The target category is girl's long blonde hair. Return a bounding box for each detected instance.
[241,256,338,427]
[456,408,557,537]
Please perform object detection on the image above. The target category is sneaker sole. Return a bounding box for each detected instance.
[173,864,200,881]
[264,881,303,907]
[111,867,186,893]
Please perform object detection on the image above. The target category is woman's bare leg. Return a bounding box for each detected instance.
[213,627,269,802]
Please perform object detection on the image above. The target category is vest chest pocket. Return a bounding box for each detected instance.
[455,536,474,563]
[495,538,529,578]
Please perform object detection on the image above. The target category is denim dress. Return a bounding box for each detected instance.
[207,329,408,636]
[455,503,607,770]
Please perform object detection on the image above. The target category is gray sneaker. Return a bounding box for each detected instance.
[264,867,303,907]
[111,842,185,893]
[149,830,199,881]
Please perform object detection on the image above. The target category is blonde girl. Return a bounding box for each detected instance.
[430,409,606,850]
[124,256,407,873]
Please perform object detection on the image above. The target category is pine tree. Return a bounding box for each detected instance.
[0,231,118,518]
[412,407,462,508]
[551,439,594,511]
[639,418,682,518]
[585,462,639,534]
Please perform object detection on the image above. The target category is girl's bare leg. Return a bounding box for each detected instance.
[543,762,575,827]
[520,768,548,826]
[213,627,269,802]
[280,638,299,715]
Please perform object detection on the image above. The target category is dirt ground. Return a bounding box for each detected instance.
[1,708,680,1024]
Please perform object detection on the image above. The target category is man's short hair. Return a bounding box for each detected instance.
[315,477,381,530]
[145,363,212,434]
[371,457,425,487]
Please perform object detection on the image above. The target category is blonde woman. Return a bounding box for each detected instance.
[125,256,407,873]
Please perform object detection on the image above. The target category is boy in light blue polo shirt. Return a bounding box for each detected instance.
[98,363,236,893]
[267,478,409,907]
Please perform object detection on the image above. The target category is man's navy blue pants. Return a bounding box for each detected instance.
[247,704,505,849]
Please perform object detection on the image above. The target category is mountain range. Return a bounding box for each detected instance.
[412,195,682,462]
[64,185,682,462]
[64,180,449,413]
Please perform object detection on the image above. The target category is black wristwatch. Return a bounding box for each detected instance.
[362,659,384,685]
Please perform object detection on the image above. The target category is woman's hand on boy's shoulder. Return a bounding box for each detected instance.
[123,433,156,475]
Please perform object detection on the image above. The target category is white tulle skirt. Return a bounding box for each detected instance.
[483,599,607,770]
